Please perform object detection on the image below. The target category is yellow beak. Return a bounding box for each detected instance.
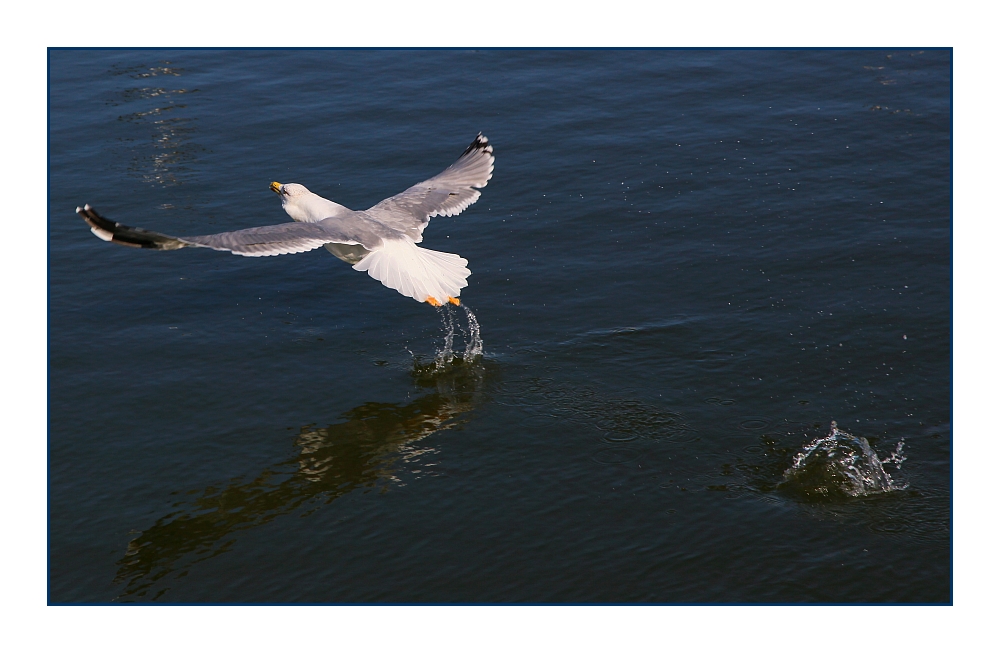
[270,181,283,194]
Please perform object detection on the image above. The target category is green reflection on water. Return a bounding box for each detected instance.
[113,365,483,601]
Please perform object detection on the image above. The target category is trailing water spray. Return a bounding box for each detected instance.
[411,303,485,378]
[433,303,484,368]
[461,304,483,360]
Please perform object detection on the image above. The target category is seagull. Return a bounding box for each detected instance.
[77,134,494,306]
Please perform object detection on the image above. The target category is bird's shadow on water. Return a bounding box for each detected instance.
[111,354,490,603]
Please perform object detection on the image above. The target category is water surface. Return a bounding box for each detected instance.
[48,49,951,603]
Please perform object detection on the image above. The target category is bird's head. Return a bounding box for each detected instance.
[270,182,311,203]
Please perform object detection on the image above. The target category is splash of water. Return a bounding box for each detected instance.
[438,303,456,363]
[780,421,907,500]
[413,303,485,377]
[461,304,483,360]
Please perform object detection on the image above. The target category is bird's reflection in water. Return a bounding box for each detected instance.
[113,360,485,601]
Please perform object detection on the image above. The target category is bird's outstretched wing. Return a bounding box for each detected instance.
[364,133,494,241]
[77,205,378,258]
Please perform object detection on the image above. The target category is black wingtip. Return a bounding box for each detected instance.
[77,204,118,232]
[76,204,184,250]
[463,133,493,155]
[77,203,129,245]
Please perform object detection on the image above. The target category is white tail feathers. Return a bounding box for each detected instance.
[353,238,471,304]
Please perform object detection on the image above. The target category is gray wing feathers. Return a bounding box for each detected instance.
[180,222,345,257]
[77,205,377,258]
[364,134,494,241]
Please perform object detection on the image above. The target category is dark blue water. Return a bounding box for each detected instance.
[48,49,951,603]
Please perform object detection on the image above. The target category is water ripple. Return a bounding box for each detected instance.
[496,377,697,444]
[739,417,770,430]
[592,448,641,465]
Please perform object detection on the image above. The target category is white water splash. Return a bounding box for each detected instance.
[429,303,484,371]
[462,304,483,360]
[781,421,907,499]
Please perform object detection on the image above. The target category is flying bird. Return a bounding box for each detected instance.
[77,134,494,306]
